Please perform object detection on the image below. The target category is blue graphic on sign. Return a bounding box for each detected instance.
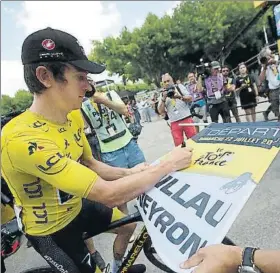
[192,122,280,149]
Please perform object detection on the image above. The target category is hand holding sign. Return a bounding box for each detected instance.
[180,244,242,273]
[163,146,193,172]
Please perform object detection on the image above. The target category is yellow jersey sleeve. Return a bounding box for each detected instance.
[5,135,98,198]
[82,131,94,161]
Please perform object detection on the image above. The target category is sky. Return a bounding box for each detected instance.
[1,1,180,97]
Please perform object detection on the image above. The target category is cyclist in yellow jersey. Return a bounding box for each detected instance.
[1,27,193,273]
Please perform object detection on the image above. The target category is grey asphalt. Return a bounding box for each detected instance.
[5,99,280,273]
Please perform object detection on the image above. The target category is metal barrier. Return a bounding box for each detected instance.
[179,97,279,127]
[229,98,278,121]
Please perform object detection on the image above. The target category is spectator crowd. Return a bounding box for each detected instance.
[114,53,278,146]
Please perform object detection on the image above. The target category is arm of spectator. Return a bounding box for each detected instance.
[253,82,259,97]
[259,65,267,83]
[180,245,280,273]
[176,85,193,102]
[196,76,203,92]
[93,91,129,116]
[158,93,167,115]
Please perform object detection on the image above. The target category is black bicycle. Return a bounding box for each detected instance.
[1,197,235,273]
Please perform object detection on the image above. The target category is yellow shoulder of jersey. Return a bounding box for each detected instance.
[68,109,85,128]
[1,111,33,140]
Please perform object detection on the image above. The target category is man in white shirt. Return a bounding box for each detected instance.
[140,98,152,122]
[158,73,197,146]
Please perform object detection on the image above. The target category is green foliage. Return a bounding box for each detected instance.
[1,90,33,115]
[90,0,271,86]
[98,81,156,92]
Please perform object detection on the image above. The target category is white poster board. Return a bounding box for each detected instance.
[137,122,279,272]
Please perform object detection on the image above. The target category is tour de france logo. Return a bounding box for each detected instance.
[194,148,234,167]
[220,172,255,194]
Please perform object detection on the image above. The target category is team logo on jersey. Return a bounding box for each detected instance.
[64,139,70,149]
[28,142,44,155]
[57,189,74,205]
[42,39,55,50]
[58,127,67,133]
[74,128,83,147]
[29,121,49,132]
[36,152,67,175]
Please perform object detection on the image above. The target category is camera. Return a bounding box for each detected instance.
[85,83,96,98]
[258,46,279,65]
[163,84,177,98]
[195,59,211,79]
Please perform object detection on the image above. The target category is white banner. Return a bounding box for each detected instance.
[137,122,279,272]
[137,170,256,273]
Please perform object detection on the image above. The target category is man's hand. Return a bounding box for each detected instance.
[182,95,192,102]
[174,94,183,100]
[130,162,150,175]
[180,245,242,273]
[163,146,193,172]
[93,92,107,104]
[267,58,276,65]
[162,91,168,100]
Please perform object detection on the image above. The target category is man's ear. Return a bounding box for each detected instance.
[35,66,52,88]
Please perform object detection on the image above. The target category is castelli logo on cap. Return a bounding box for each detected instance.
[42,39,55,50]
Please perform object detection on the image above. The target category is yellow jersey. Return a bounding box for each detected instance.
[1,110,98,236]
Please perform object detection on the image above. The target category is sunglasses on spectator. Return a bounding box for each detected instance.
[163,80,170,84]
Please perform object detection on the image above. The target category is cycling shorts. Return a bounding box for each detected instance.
[26,199,125,273]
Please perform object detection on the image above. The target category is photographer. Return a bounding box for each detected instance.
[186,72,207,132]
[204,61,231,123]
[158,73,196,146]
[259,47,280,121]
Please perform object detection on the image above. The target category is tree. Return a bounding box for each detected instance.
[1,90,32,115]
[170,1,269,65]
[89,0,271,86]
[1,95,14,115]
[13,90,33,111]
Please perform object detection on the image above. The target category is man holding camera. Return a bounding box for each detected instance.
[259,48,280,121]
[158,73,197,146]
[204,61,231,123]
